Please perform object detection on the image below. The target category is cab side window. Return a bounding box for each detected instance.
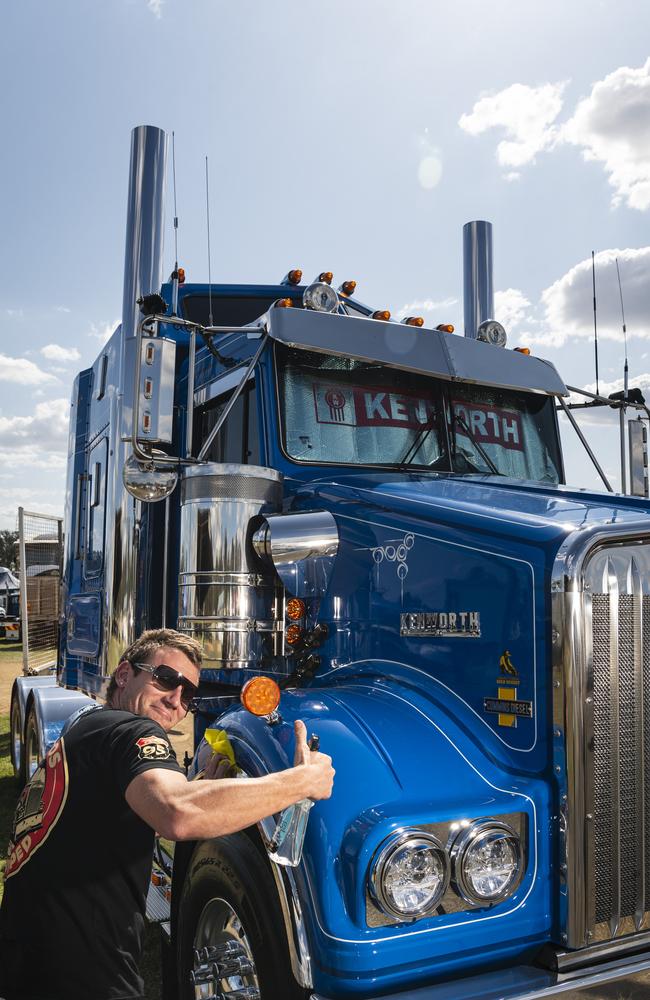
[198,382,261,465]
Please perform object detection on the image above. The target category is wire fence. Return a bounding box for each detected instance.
[18,509,63,675]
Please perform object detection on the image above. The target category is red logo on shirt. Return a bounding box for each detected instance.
[5,739,69,879]
[135,735,171,761]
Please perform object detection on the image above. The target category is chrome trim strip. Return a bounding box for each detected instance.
[632,557,646,929]
[606,558,621,937]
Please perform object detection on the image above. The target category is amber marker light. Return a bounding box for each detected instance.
[274,297,293,308]
[514,347,531,355]
[286,624,303,645]
[436,324,454,333]
[403,316,424,327]
[286,598,306,621]
[285,269,303,285]
[339,280,357,297]
[177,267,186,284]
[372,310,391,321]
[241,676,281,717]
[318,272,333,285]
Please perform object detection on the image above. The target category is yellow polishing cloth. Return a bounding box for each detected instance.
[204,728,236,766]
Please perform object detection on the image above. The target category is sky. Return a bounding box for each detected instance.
[1,0,650,529]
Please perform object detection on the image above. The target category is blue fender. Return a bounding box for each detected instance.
[24,682,97,759]
[205,673,552,997]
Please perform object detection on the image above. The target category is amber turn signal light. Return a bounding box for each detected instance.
[286,598,306,621]
[282,269,302,285]
[514,347,531,355]
[339,280,357,297]
[286,624,303,645]
[372,310,391,321]
[177,267,186,284]
[318,272,333,285]
[274,298,293,308]
[241,676,281,716]
[402,316,424,327]
[436,324,454,333]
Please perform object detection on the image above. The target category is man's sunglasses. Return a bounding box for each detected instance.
[131,661,198,711]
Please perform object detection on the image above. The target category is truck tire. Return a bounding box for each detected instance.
[23,705,43,782]
[10,692,25,787]
[175,834,306,1000]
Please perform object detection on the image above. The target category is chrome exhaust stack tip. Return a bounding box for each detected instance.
[463,220,494,340]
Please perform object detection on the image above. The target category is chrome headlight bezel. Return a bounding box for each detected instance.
[303,281,340,313]
[450,819,523,906]
[369,828,450,921]
[476,319,507,347]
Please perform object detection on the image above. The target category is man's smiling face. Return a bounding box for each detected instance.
[114,646,200,731]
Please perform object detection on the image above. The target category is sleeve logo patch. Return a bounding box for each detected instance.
[136,735,171,761]
[6,738,69,879]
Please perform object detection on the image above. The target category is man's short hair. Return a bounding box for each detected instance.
[106,628,203,703]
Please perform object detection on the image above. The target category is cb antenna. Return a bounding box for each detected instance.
[592,250,600,397]
[616,257,629,402]
[171,131,180,315]
[205,156,214,328]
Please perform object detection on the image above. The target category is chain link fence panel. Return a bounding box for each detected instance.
[18,508,63,675]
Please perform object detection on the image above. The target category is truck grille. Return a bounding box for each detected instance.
[584,541,650,941]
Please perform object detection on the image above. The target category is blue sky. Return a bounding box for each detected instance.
[1,0,650,528]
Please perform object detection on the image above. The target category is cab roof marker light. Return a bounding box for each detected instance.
[273,297,294,309]
[371,310,391,322]
[514,347,531,355]
[402,316,424,327]
[339,280,357,297]
[316,272,333,285]
[436,323,455,333]
[281,269,303,286]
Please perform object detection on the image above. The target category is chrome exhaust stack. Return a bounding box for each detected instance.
[463,220,494,340]
[103,126,169,677]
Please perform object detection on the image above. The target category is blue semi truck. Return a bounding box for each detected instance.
[9,126,650,999]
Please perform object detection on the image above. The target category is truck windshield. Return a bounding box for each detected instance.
[277,346,562,483]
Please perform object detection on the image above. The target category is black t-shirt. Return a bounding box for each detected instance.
[0,708,183,1000]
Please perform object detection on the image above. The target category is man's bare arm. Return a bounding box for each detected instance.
[124,720,334,841]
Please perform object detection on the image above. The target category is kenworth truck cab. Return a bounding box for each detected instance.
[10,126,650,1000]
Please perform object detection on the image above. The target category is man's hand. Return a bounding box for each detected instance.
[292,719,335,801]
[204,753,237,780]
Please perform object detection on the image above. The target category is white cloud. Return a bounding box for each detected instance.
[147,0,163,17]
[531,246,650,347]
[398,296,458,316]
[0,355,57,385]
[562,59,650,211]
[459,81,567,168]
[495,288,532,332]
[41,343,81,363]
[88,319,119,345]
[5,308,24,320]
[55,306,71,314]
[0,399,69,451]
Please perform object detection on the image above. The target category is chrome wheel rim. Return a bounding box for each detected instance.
[191,896,260,999]
[25,724,39,780]
[10,702,22,773]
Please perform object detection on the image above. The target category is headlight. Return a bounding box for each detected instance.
[450,819,523,905]
[477,319,507,347]
[303,281,339,313]
[369,830,450,920]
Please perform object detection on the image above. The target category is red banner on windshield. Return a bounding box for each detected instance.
[452,400,523,452]
[313,383,436,429]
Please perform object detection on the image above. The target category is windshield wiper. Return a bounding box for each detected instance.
[397,412,441,467]
[452,413,501,475]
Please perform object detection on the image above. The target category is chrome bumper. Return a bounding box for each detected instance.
[311,948,650,999]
